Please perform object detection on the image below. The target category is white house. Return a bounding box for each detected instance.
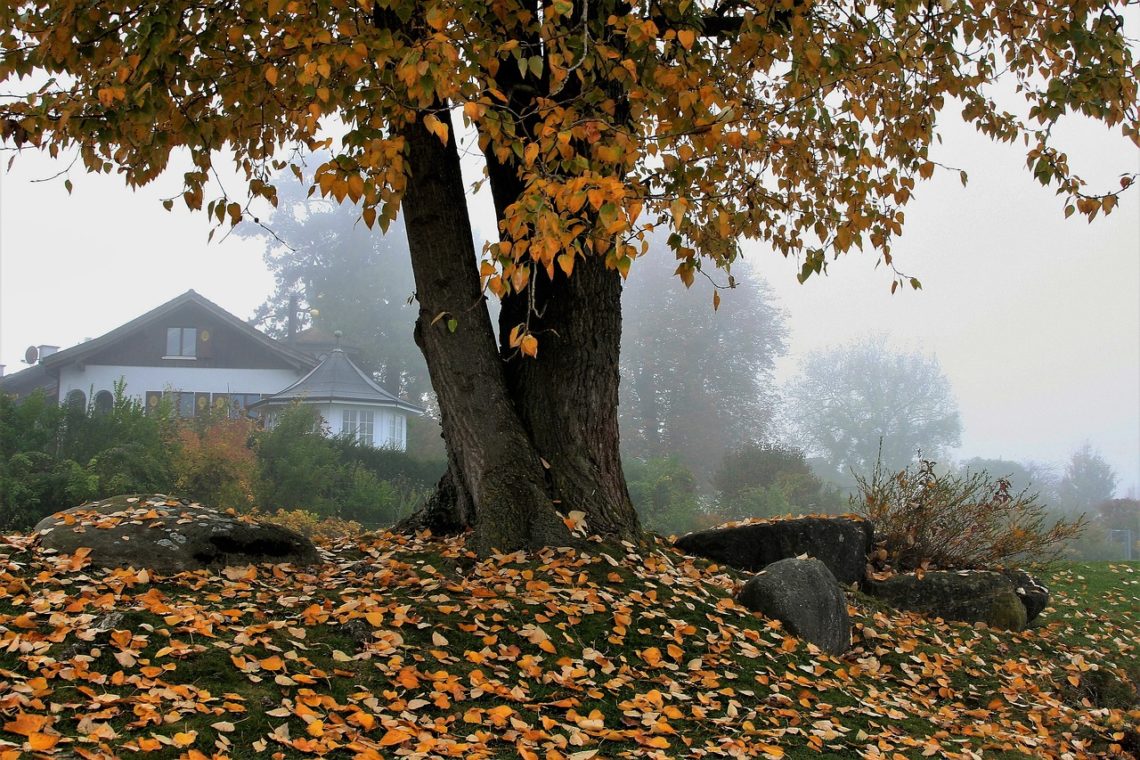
[0,290,424,450]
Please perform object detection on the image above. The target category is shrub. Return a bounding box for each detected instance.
[855,457,1085,570]
[715,444,845,519]
[174,413,259,510]
[626,456,707,535]
[253,508,364,544]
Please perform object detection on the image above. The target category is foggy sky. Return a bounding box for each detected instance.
[1,112,1137,497]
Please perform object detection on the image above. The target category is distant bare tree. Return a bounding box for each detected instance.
[788,341,961,478]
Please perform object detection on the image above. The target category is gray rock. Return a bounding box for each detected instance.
[675,516,873,585]
[736,558,851,655]
[1000,569,1050,623]
[865,570,1028,631]
[35,494,319,573]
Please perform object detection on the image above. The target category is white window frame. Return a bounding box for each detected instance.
[165,327,197,359]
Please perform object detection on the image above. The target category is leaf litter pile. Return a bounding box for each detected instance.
[0,528,1136,759]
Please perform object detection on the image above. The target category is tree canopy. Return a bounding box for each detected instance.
[2,0,1136,551]
[2,0,1134,305]
[620,248,786,476]
[788,341,962,476]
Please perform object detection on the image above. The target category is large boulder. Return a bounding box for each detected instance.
[674,516,873,585]
[34,495,320,573]
[865,570,1028,631]
[737,558,851,655]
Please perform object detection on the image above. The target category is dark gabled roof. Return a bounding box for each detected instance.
[251,348,424,415]
[0,362,57,399]
[38,290,315,372]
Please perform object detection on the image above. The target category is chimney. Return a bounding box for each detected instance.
[37,345,60,360]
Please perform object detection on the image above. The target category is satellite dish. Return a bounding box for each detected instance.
[24,345,38,364]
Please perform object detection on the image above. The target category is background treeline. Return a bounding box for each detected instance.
[4,171,1133,563]
[0,387,445,532]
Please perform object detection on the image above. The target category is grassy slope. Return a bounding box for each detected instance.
[0,531,1136,759]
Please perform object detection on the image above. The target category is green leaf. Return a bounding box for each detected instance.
[447,318,458,333]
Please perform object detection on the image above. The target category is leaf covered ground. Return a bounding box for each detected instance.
[0,530,1136,759]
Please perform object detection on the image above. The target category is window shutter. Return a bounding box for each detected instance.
[197,328,213,358]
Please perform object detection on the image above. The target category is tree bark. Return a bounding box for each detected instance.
[497,257,640,538]
[397,109,573,554]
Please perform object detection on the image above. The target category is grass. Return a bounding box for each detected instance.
[0,529,1136,759]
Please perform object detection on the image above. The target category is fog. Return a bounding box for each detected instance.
[1,110,1137,496]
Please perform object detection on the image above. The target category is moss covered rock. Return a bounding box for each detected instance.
[864,570,1029,631]
[34,494,319,572]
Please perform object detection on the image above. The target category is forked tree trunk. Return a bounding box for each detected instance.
[397,111,573,554]
[497,257,640,538]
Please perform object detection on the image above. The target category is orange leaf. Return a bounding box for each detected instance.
[259,655,285,671]
[4,713,48,736]
[379,728,411,746]
[27,733,59,751]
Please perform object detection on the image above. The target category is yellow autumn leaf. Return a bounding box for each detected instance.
[423,113,449,145]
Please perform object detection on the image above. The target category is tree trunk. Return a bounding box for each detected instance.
[497,256,640,538]
[395,0,640,549]
[482,28,641,540]
[397,110,573,554]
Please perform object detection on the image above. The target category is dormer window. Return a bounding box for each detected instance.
[165,327,197,358]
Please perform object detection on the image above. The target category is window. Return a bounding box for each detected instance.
[176,392,196,418]
[93,390,113,416]
[359,411,374,447]
[165,327,197,358]
[227,393,261,418]
[65,389,86,411]
[342,409,374,446]
[388,414,399,449]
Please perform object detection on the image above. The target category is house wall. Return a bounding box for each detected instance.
[59,365,301,404]
[319,403,408,451]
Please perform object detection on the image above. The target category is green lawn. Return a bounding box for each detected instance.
[0,531,1136,759]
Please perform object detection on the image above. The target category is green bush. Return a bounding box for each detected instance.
[254,403,441,527]
[855,457,1086,570]
[1,391,440,532]
[714,444,845,520]
[1,386,176,529]
[626,456,706,535]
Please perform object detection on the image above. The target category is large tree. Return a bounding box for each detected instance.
[235,171,429,400]
[788,341,962,476]
[620,248,786,477]
[1057,443,1118,513]
[2,0,1135,553]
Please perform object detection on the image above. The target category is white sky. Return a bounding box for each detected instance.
[1,111,1138,497]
